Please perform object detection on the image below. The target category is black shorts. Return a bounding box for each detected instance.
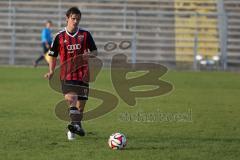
[61,80,89,100]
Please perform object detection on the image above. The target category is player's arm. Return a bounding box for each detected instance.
[87,32,98,58]
[44,34,59,79]
[44,56,56,79]
[89,50,98,57]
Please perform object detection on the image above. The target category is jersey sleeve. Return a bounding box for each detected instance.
[87,32,97,52]
[48,34,59,57]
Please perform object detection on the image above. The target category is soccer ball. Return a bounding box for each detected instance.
[108,132,127,150]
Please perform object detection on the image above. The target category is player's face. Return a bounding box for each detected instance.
[66,14,81,31]
[46,22,52,28]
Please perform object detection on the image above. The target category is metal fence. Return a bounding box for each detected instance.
[0,0,232,70]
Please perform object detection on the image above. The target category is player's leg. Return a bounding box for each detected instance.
[33,55,45,67]
[76,100,86,121]
[75,82,89,133]
[64,92,80,139]
[33,43,47,67]
[62,80,88,137]
[65,93,86,137]
[75,99,86,130]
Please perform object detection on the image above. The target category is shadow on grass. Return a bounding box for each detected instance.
[124,136,240,151]
[124,146,161,151]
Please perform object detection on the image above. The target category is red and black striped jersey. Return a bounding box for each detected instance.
[49,27,97,81]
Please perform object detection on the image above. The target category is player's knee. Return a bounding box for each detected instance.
[65,93,78,105]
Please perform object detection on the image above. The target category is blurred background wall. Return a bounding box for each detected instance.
[0,0,239,70]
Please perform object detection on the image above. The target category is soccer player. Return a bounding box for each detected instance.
[34,20,53,67]
[44,7,98,140]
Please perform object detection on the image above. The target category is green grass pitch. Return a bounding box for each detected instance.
[0,66,240,160]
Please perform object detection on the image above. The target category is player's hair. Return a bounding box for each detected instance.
[66,7,81,18]
[46,20,52,24]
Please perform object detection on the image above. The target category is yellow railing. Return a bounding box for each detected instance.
[175,0,219,62]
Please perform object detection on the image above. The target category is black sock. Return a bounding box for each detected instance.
[69,106,82,126]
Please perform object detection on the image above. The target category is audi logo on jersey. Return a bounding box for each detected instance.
[67,44,81,51]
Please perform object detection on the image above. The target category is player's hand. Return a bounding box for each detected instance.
[82,50,89,61]
[44,71,54,80]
